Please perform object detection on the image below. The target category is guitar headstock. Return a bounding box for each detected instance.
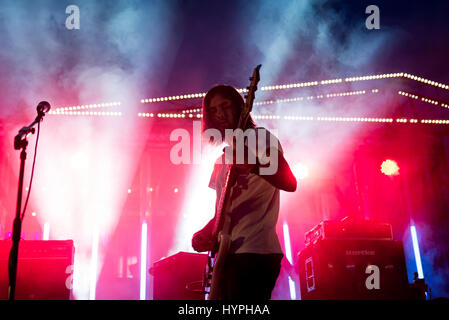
[239,64,261,127]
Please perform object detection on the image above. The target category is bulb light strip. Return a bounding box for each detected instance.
[158,113,186,118]
[51,102,121,112]
[140,93,206,104]
[398,91,449,108]
[316,117,394,122]
[138,113,155,118]
[253,89,374,106]
[159,89,380,115]
[345,73,402,82]
[421,119,449,124]
[48,111,122,116]
[139,73,448,104]
[403,73,449,90]
[136,112,449,125]
[182,108,202,113]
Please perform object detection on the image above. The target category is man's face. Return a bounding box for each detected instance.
[208,94,237,131]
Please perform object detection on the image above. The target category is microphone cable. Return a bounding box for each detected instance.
[20,120,40,220]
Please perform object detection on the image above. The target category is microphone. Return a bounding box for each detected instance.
[14,101,51,149]
[37,101,51,113]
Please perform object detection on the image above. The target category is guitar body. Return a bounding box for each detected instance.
[208,230,231,299]
[203,65,261,300]
[205,172,235,300]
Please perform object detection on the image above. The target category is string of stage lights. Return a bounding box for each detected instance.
[398,90,449,109]
[49,111,123,116]
[48,88,378,117]
[136,113,449,125]
[46,72,449,125]
[138,72,449,104]
[49,101,121,112]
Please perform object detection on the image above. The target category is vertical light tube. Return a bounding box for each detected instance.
[43,222,50,240]
[288,277,296,300]
[283,221,296,300]
[410,225,424,279]
[89,228,99,300]
[118,256,124,278]
[140,221,148,300]
[283,222,293,264]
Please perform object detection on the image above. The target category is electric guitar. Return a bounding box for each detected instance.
[204,65,261,300]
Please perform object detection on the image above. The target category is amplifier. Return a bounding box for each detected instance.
[0,240,74,300]
[298,239,410,300]
[150,251,207,300]
[305,217,393,246]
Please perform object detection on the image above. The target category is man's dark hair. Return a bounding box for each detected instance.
[202,85,257,136]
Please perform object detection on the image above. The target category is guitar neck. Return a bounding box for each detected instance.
[212,164,236,238]
[210,64,261,243]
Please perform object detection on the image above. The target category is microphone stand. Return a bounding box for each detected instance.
[8,109,47,300]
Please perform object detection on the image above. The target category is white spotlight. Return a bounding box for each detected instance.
[293,163,309,180]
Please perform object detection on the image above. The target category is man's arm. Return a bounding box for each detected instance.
[258,149,297,192]
[234,148,297,192]
[232,128,297,192]
[192,217,215,252]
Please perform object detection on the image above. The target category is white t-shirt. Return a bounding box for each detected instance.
[208,127,284,255]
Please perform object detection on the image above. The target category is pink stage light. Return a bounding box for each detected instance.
[380,159,400,176]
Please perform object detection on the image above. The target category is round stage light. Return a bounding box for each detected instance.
[381,159,400,176]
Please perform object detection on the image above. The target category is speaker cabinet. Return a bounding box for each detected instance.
[151,251,207,300]
[298,240,410,300]
[0,240,75,300]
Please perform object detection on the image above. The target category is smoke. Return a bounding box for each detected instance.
[227,1,398,170]
[0,0,182,299]
[0,0,182,115]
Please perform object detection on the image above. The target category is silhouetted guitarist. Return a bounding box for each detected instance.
[192,83,297,300]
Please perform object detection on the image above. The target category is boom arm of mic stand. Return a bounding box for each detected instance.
[13,111,46,150]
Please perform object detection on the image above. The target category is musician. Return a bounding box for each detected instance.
[191,84,297,300]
